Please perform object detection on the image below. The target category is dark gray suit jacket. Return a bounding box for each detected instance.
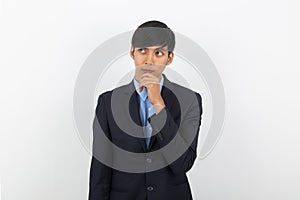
[89,74,203,200]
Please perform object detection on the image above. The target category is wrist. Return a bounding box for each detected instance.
[153,103,165,114]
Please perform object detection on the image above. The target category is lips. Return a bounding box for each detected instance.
[142,69,154,73]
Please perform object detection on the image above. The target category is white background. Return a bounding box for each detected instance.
[1,0,299,199]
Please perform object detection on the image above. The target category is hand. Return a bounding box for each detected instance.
[139,73,165,114]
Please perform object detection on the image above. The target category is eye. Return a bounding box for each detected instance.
[155,51,164,56]
[138,48,146,54]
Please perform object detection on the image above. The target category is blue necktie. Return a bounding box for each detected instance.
[144,97,153,149]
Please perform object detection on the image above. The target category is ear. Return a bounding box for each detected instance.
[130,47,134,59]
[166,52,174,65]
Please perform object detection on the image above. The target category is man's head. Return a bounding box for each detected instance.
[130,20,175,82]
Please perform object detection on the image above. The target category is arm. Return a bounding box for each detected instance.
[149,93,203,175]
[88,94,112,200]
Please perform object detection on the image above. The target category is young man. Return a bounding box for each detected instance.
[89,20,203,200]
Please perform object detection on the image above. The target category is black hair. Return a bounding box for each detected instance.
[131,20,175,55]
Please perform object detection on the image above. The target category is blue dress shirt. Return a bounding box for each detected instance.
[133,75,164,149]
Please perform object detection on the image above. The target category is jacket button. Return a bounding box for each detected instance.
[146,158,152,163]
[147,186,154,191]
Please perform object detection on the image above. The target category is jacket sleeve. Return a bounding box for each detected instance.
[149,92,203,175]
[88,94,112,200]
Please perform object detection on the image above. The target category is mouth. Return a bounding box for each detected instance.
[142,69,154,73]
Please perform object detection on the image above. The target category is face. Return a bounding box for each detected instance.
[130,45,174,82]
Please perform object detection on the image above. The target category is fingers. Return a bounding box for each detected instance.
[139,79,160,89]
[140,73,158,79]
[139,86,143,92]
[139,73,160,92]
[140,74,160,84]
[139,81,159,92]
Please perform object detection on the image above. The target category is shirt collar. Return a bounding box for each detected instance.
[133,74,164,101]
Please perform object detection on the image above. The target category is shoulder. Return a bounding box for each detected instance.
[96,82,132,104]
[167,79,202,105]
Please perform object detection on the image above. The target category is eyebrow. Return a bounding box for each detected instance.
[140,47,168,50]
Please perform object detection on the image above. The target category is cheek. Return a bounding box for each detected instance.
[134,57,144,65]
[159,67,166,72]
[159,57,169,64]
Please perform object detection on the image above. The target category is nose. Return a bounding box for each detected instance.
[144,53,154,65]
